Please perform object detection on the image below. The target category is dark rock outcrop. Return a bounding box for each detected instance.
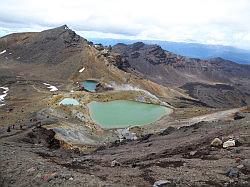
[22,127,60,149]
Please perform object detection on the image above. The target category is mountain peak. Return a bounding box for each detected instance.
[0,25,87,64]
[42,24,72,34]
[39,25,84,44]
[63,24,69,29]
[55,24,70,30]
[131,42,145,50]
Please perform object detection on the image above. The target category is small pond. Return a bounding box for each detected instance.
[88,100,171,129]
[81,80,99,92]
[59,98,80,105]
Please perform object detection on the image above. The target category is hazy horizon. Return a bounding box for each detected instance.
[1,0,250,50]
[1,28,250,52]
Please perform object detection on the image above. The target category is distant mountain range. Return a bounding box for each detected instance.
[1,25,250,107]
[88,38,250,64]
[111,42,250,107]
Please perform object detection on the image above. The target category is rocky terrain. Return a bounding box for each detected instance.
[0,26,249,186]
[180,83,249,108]
[112,43,250,85]
[112,42,250,107]
[1,108,249,186]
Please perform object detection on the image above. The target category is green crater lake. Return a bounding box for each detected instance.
[88,100,171,129]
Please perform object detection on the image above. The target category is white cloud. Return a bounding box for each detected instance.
[0,0,250,49]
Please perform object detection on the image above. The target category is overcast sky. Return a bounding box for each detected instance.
[0,0,250,49]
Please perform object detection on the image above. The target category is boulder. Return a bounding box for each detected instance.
[233,112,245,120]
[211,138,222,147]
[111,160,120,167]
[189,151,197,156]
[226,167,239,178]
[223,139,235,148]
[237,164,244,169]
[153,180,171,187]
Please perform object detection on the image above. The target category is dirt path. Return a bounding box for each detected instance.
[31,84,49,94]
[183,107,244,126]
[149,107,244,132]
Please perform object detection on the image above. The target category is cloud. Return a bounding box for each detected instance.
[0,0,250,49]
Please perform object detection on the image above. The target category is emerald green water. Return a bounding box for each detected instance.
[81,80,98,92]
[88,100,170,129]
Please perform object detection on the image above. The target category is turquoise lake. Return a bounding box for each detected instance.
[81,80,99,92]
[59,98,80,105]
[87,100,171,129]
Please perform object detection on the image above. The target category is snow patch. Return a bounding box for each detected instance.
[79,67,85,73]
[0,50,6,55]
[48,86,58,92]
[0,86,9,106]
[43,83,58,92]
